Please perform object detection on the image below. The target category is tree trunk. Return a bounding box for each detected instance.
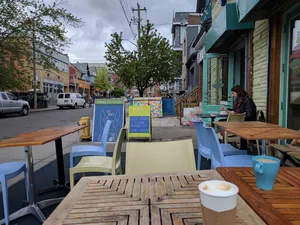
[138,89,144,97]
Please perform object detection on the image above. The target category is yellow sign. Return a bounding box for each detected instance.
[128,106,152,141]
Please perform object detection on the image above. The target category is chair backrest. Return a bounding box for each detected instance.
[193,121,212,159]
[125,139,196,175]
[256,110,265,122]
[199,123,225,169]
[101,120,112,151]
[112,128,127,174]
[227,113,246,122]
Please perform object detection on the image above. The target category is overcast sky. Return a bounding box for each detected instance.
[59,0,196,63]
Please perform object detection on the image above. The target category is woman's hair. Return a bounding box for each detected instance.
[231,85,248,98]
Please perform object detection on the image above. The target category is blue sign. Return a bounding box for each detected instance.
[129,116,150,133]
[92,100,124,143]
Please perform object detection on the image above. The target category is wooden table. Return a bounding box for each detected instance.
[44,170,266,225]
[195,113,228,128]
[214,121,282,129]
[217,167,300,225]
[220,127,300,155]
[0,125,86,223]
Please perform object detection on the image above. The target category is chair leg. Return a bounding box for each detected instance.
[197,152,201,170]
[1,178,9,225]
[70,170,75,190]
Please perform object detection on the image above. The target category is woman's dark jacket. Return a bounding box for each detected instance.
[230,96,257,121]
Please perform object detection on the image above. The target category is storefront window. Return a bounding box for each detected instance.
[290,18,300,105]
[207,56,229,105]
[287,16,300,132]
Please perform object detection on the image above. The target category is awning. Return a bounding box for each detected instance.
[237,0,298,23]
[237,0,271,23]
[185,52,197,68]
[205,3,254,53]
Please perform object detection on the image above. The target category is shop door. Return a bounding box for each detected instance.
[202,53,234,114]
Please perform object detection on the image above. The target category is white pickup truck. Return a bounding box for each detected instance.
[0,91,30,116]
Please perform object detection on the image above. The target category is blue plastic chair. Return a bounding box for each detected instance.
[193,121,248,170]
[70,120,112,168]
[0,161,27,225]
[201,124,253,169]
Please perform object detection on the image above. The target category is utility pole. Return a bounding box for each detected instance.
[32,20,37,109]
[132,3,146,40]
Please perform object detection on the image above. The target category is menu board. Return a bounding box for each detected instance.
[92,99,124,143]
[128,106,151,141]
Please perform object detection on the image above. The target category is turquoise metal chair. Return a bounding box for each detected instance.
[201,124,253,169]
[70,120,112,168]
[0,161,27,225]
[193,121,248,170]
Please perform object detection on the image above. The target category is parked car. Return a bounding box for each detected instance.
[57,93,86,109]
[0,92,30,116]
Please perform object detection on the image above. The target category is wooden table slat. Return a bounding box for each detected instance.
[217,167,300,225]
[44,171,266,225]
[214,121,282,129]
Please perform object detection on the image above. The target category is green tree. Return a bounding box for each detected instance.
[94,67,111,92]
[105,21,181,97]
[0,0,83,91]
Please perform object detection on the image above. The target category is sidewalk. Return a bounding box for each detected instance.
[30,105,58,113]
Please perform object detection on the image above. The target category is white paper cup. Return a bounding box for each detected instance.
[198,180,239,225]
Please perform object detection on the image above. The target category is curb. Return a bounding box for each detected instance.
[30,107,58,113]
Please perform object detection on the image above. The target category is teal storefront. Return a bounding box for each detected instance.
[201,3,254,116]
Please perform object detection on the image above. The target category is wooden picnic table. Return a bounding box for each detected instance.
[0,125,86,223]
[214,121,282,129]
[217,167,300,225]
[44,170,266,225]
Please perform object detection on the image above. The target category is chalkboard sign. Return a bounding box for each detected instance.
[130,116,150,133]
[128,106,151,141]
[92,99,124,143]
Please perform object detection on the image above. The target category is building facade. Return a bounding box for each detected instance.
[36,51,70,94]
[183,0,300,132]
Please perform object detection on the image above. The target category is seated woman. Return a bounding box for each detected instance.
[221,85,257,149]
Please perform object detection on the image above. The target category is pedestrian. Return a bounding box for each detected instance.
[221,85,257,149]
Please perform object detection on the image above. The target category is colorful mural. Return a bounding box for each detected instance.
[133,97,163,117]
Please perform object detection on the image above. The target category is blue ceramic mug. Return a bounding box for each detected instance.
[252,156,280,191]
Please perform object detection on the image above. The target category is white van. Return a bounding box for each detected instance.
[57,93,86,109]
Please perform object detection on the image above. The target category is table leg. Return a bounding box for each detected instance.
[0,146,46,224]
[38,138,69,195]
[211,117,215,128]
[261,140,266,156]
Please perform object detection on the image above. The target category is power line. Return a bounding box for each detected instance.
[111,0,128,35]
[119,0,136,38]
[123,0,132,18]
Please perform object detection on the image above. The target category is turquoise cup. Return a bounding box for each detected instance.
[252,156,280,191]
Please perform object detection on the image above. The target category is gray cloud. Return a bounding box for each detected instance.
[57,0,196,62]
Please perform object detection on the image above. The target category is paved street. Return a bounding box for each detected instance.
[0,107,93,140]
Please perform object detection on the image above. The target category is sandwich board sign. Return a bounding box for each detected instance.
[128,105,151,141]
[92,99,124,143]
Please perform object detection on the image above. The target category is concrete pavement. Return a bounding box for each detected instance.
[0,107,197,189]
